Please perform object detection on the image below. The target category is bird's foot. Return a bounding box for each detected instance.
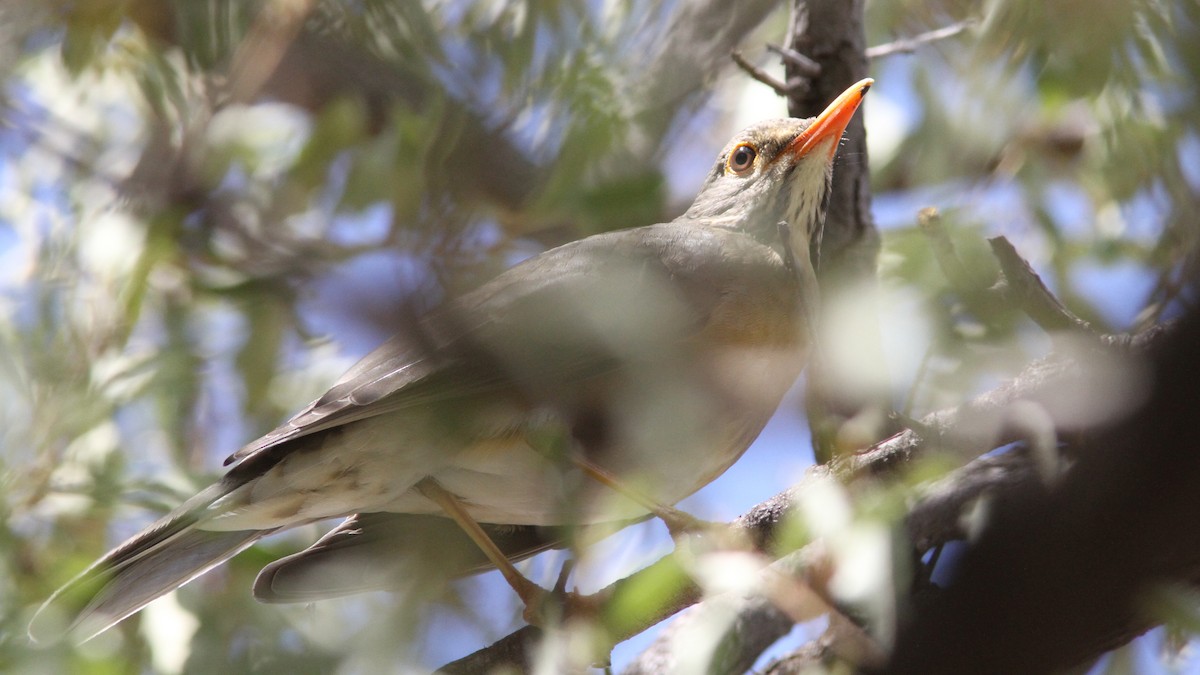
[518,585,604,627]
[512,558,600,626]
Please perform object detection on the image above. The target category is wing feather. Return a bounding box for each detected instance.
[225,224,789,475]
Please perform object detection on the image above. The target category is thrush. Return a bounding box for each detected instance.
[30,78,872,642]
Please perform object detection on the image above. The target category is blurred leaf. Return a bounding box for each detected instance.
[232,283,292,422]
[341,132,401,212]
[578,171,665,233]
[119,210,177,341]
[152,296,203,468]
[605,555,692,637]
[61,0,124,75]
[1142,584,1200,636]
[291,97,370,191]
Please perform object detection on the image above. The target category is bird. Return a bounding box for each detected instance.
[30,78,872,643]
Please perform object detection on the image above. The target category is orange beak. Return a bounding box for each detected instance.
[785,78,873,161]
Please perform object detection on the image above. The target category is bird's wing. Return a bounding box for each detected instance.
[223,333,450,466]
[223,223,792,472]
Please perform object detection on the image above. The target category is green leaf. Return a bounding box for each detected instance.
[605,554,692,636]
[291,97,369,190]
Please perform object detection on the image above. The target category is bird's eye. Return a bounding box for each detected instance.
[727,143,757,174]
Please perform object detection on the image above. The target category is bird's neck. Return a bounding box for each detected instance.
[676,195,782,239]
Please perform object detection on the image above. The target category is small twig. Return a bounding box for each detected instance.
[988,236,1098,337]
[918,207,980,292]
[766,43,822,78]
[866,19,975,59]
[901,344,934,419]
[553,559,575,594]
[731,50,793,96]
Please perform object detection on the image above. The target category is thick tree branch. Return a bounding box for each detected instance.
[880,304,1200,673]
[784,0,892,463]
[784,0,874,273]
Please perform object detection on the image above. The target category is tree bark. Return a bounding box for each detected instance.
[785,0,875,274]
[880,310,1200,673]
[784,0,893,463]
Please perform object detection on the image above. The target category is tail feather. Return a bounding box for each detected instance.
[254,512,650,603]
[30,496,276,644]
[253,512,560,603]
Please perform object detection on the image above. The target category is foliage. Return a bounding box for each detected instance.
[0,0,1196,672]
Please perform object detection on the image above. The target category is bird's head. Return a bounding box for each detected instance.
[682,78,872,262]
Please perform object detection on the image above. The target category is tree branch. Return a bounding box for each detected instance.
[731,50,794,97]
[627,319,1180,672]
[784,0,893,464]
[437,322,1169,673]
[881,304,1200,673]
[866,20,975,59]
[767,43,822,81]
[918,207,980,293]
[989,236,1099,337]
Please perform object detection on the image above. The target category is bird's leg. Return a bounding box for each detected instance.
[526,424,715,537]
[571,456,717,538]
[415,478,550,623]
[415,479,603,624]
